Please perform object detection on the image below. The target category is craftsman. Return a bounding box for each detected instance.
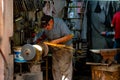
[111,8,120,63]
[35,14,73,80]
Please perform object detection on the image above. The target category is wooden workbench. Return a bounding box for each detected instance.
[91,64,120,80]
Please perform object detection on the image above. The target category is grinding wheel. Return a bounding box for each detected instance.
[21,44,36,60]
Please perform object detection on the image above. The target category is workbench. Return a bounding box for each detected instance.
[87,48,120,80]
[91,64,120,80]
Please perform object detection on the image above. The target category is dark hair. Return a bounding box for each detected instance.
[40,15,53,28]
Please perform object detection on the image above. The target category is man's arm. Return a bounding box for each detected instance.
[33,29,46,43]
[50,34,73,44]
[50,18,73,44]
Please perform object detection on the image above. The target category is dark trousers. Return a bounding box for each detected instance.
[114,38,120,63]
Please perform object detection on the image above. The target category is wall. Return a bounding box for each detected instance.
[0,0,4,80]
[53,0,65,18]
[0,0,13,80]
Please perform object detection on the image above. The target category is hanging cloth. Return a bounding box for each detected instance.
[104,2,114,30]
[43,0,56,16]
[94,2,101,13]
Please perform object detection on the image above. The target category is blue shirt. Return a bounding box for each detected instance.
[44,18,72,46]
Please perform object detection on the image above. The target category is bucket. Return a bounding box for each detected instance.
[14,46,26,63]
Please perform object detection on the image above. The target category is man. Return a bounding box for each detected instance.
[111,9,120,63]
[35,15,73,80]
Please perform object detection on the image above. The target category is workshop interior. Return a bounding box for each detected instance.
[1,0,120,80]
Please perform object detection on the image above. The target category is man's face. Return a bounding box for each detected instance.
[44,19,53,30]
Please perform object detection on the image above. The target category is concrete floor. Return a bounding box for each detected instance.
[73,76,91,80]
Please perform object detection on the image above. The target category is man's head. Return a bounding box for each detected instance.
[41,15,54,30]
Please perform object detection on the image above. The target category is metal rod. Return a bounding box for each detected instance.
[43,42,74,50]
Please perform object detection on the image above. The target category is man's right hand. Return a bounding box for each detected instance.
[111,23,114,27]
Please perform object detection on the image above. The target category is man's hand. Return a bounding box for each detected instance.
[111,24,114,27]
